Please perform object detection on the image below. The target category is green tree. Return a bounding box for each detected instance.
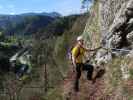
[0,32,5,42]
[81,0,93,11]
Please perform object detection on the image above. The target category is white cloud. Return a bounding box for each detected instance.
[10,12,15,15]
[0,5,3,9]
[61,8,80,16]
[7,4,16,15]
[23,8,29,11]
[8,4,15,8]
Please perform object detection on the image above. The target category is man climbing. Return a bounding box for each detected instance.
[71,35,98,92]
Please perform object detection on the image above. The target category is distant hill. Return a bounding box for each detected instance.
[36,13,89,39]
[0,12,89,39]
[20,12,62,18]
[0,12,61,35]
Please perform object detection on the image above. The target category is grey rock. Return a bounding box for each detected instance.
[95,49,112,65]
[100,0,133,50]
[84,0,133,62]
[127,50,133,57]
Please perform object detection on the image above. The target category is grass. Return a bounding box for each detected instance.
[103,57,133,99]
[129,69,133,79]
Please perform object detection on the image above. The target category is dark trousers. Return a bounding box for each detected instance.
[74,63,94,92]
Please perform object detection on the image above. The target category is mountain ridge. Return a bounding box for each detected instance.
[0,12,62,18]
[0,12,62,35]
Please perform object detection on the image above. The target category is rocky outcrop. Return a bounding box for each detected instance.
[83,0,133,81]
[98,0,133,80]
[84,0,133,62]
[100,0,133,50]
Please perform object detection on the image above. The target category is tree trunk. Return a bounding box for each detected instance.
[44,63,48,92]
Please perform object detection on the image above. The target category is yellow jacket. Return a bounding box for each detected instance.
[71,45,86,63]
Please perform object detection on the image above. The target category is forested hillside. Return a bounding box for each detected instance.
[0,12,60,35]
[0,12,89,100]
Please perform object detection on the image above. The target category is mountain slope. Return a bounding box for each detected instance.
[0,12,89,100]
[20,12,61,18]
[60,0,133,100]
[35,13,89,39]
[0,12,61,35]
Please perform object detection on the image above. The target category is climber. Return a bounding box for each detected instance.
[71,35,99,92]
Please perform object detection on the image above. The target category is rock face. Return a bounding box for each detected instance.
[98,0,133,81]
[83,1,133,81]
[99,0,133,49]
[84,0,133,63]
[84,0,133,50]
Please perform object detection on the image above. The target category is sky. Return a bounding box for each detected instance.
[0,0,85,16]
